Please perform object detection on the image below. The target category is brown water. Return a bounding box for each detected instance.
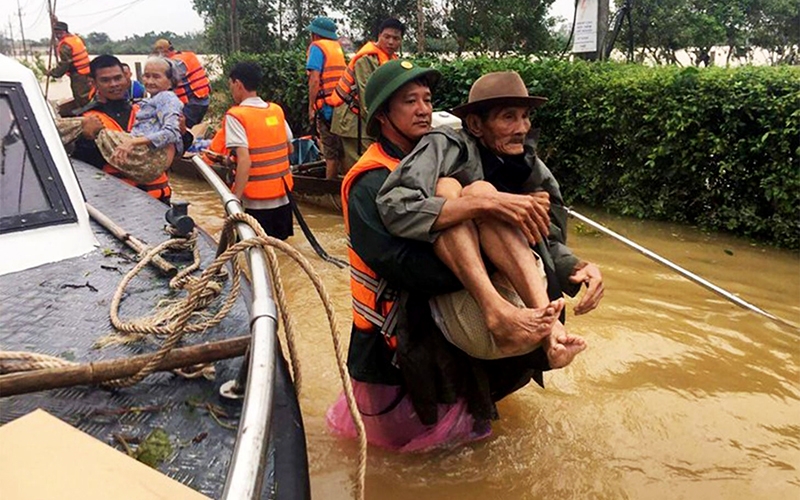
[173,174,800,500]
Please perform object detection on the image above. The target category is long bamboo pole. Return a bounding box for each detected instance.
[567,208,799,331]
[0,336,250,397]
[44,0,57,99]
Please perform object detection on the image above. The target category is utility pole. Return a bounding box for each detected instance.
[417,0,425,53]
[17,0,29,60]
[7,18,15,58]
[230,0,240,53]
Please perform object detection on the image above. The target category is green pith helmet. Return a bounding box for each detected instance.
[307,16,338,40]
[364,60,441,137]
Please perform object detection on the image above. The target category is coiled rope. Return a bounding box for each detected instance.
[0,212,368,500]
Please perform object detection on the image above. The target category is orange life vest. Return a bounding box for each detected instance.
[328,41,396,114]
[83,104,172,201]
[341,143,401,348]
[170,51,211,103]
[307,39,347,111]
[202,124,228,164]
[220,104,294,200]
[58,34,90,76]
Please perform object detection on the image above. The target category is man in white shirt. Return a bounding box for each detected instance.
[210,62,295,239]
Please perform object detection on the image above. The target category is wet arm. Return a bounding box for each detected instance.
[350,169,463,295]
[49,44,71,78]
[376,132,469,243]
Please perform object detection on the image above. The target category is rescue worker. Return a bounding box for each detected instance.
[72,55,172,204]
[327,61,582,452]
[47,21,93,108]
[329,18,404,172]
[121,62,146,101]
[153,39,210,128]
[306,16,347,179]
[207,62,295,240]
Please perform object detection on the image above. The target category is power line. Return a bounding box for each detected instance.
[82,0,148,31]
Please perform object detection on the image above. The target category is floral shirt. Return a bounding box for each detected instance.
[130,90,184,153]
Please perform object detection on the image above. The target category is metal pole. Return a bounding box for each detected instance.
[17,1,28,61]
[567,208,799,331]
[191,155,279,500]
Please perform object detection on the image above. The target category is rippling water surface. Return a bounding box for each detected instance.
[173,174,800,500]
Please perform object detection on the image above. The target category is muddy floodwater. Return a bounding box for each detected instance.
[172,174,800,500]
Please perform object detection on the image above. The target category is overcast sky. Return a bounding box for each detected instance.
[2,0,577,42]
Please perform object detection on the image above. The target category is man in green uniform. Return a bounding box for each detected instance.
[330,18,404,172]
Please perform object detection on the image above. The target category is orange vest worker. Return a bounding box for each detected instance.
[213,104,294,200]
[57,33,90,76]
[341,142,401,347]
[84,105,172,202]
[328,42,395,113]
[308,39,347,111]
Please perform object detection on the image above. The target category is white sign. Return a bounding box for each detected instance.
[572,0,598,53]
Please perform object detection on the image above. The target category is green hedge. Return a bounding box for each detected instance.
[215,53,800,249]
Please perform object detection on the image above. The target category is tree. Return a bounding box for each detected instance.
[344,0,416,45]
[748,0,800,64]
[445,0,558,55]
[192,0,279,54]
[615,0,800,65]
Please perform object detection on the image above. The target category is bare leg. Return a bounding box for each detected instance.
[433,178,559,353]
[463,181,586,365]
[325,158,339,179]
[463,181,548,308]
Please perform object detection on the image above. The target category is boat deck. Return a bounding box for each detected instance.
[0,161,307,499]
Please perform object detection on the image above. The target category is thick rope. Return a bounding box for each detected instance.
[224,212,367,500]
[2,212,367,499]
[0,351,77,374]
[104,228,241,388]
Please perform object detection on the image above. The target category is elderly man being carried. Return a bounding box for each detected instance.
[328,61,592,452]
[377,71,604,365]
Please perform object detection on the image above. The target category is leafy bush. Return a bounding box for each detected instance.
[429,57,800,249]
[212,52,800,249]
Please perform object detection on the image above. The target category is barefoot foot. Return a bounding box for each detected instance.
[545,322,587,369]
[486,298,565,354]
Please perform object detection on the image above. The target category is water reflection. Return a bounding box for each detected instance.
[172,174,800,500]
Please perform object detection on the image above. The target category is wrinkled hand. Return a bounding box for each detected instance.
[569,262,604,315]
[81,115,104,140]
[485,190,550,244]
[110,139,135,166]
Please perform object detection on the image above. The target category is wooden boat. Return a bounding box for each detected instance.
[290,161,343,213]
[0,55,309,499]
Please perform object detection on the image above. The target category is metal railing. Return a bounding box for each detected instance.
[191,156,278,500]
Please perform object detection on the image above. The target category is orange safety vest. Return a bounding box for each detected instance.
[83,104,172,201]
[170,51,211,103]
[341,143,401,348]
[307,39,347,111]
[328,41,396,113]
[220,104,294,200]
[58,34,90,76]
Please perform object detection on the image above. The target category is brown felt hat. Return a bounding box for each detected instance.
[450,71,547,118]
